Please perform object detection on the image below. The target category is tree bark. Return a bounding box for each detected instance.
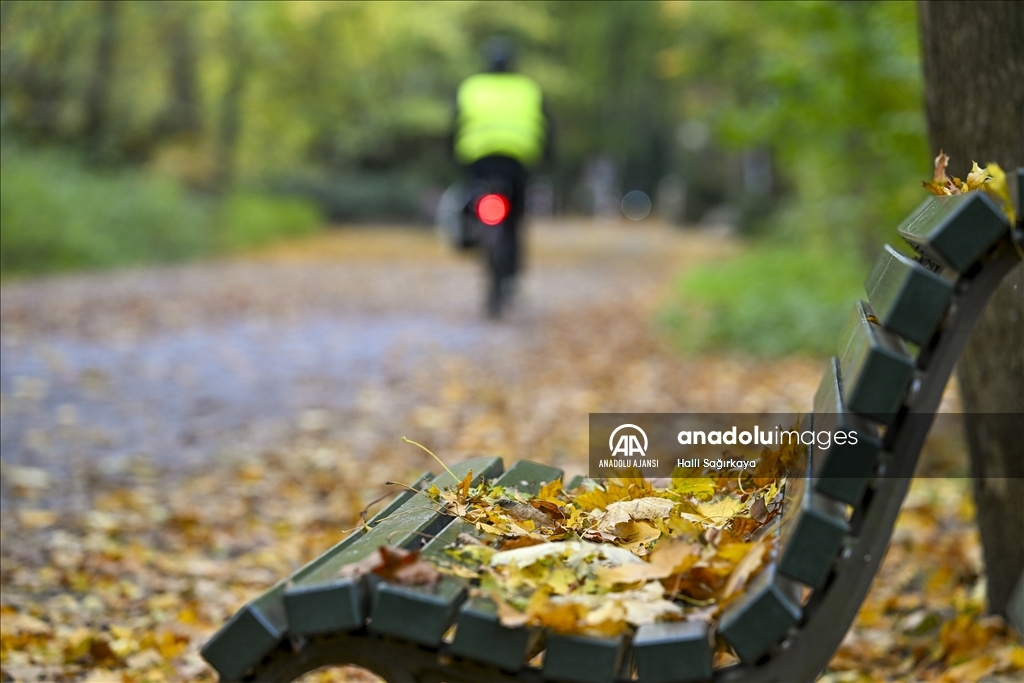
[919,0,1024,618]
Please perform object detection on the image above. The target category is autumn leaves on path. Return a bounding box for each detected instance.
[2,222,1017,681]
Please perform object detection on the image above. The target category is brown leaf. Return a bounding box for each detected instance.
[335,550,384,581]
[333,545,439,585]
[749,495,768,524]
[496,498,556,527]
[530,499,566,520]
[373,546,421,581]
[498,535,547,551]
[389,558,441,586]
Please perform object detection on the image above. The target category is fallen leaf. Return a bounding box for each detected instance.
[490,540,642,569]
[749,495,768,523]
[719,538,769,601]
[981,162,1015,224]
[671,478,716,500]
[695,497,745,526]
[17,509,58,528]
[601,537,699,584]
[597,497,676,530]
[964,161,990,191]
[536,478,563,502]
[333,545,440,585]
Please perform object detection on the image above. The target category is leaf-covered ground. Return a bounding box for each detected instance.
[2,223,1020,681]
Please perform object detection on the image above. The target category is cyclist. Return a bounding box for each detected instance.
[452,38,553,286]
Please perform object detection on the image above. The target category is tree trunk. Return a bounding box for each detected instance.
[83,0,118,161]
[156,3,202,138]
[215,1,249,189]
[919,0,1024,618]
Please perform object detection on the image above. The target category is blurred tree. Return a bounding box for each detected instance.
[542,1,676,199]
[919,0,1024,620]
[215,0,249,188]
[156,1,202,139]
[0,1,84,141]
[82,0,117,161]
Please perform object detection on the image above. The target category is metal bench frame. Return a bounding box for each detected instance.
[203,187,1023,683]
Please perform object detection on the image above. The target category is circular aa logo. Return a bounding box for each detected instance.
[609,424,648,458]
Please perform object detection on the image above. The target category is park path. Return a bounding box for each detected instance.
[1,219,824,507]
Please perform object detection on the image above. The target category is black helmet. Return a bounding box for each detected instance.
[482,37,515,73]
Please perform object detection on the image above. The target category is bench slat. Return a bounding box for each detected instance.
[632,620,712,683]
[543,633,628,683]
[447,461,564,669]
[838,301,915,424]
[566,474,588,490]
[777,486,849,590]
[373,460,564,648]
[199,583,287,682]
[897,193,1010,273]
[717,563,802,663]
[284,456,504,636]
[865,245,953,346]
[369,519,472,646]
[199,471,434,681]
[365,471,434,528]
[452,596,543,672]
[812,357,882,506]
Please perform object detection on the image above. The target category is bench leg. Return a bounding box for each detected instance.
[244,631,537,683]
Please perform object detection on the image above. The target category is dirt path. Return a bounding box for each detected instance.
[1,220,823,500]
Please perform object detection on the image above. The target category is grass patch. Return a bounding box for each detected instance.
[659,245,866,356]
[218,192,321,251]
[1,146,323,277]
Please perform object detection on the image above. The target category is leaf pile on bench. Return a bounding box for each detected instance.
[343,434,805,641]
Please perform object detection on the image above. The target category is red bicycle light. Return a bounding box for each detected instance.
[476,194,510,226]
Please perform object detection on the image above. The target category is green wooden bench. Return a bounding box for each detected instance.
[202,182,1022,683]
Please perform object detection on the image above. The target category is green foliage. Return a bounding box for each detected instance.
[218,192,321,250]
[272,171,430,223]
[0,147,212,275]
[659,247,865,357]
[2,0,933,288]
[0,146,323,276]
[667,1,929,252]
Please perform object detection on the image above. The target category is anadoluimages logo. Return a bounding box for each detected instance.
[609,423,648,458]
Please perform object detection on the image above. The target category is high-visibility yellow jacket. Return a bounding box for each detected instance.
[454,73,547,166]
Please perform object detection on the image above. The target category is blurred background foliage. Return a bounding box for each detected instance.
[1,0,930,354]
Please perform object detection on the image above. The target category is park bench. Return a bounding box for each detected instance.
[202,176,1023,683]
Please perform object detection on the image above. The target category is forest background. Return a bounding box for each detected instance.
[0,0,930,355]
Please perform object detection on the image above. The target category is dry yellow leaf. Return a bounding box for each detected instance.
[537,478,563,502]
[695,497,745,525]
[981,162,1015,224]
[719,538,769,601]
[601,537,699,585]
[671,477,716,500]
